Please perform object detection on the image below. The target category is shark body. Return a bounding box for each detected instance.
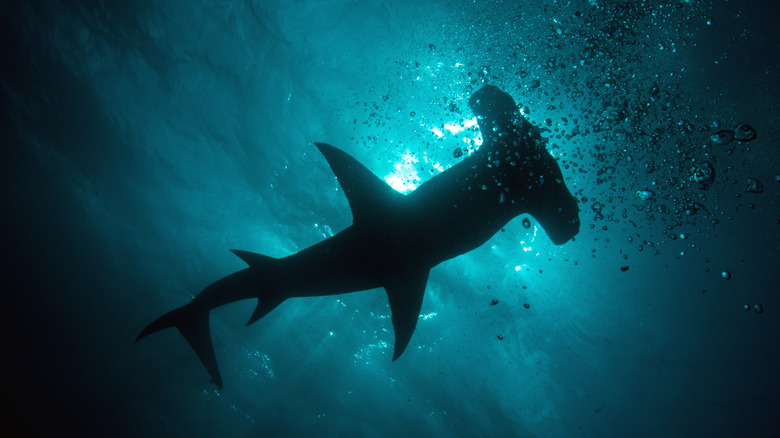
[137,85,580,389]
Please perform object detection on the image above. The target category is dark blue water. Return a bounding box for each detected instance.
[2,1,778,436]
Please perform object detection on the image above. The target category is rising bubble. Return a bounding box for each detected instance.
[733,123,757,142]
[693,162,715,188]
[745,178,763,194]
[636,190,655,201]
[710,130,734,145]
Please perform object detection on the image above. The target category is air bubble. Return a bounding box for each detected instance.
[636,190,655,201]
[693,162,715,188]
[745,178,763,194]
[710,130,734,145]
[733,123,756,142]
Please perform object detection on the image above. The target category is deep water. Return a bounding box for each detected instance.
[2,1,779,437]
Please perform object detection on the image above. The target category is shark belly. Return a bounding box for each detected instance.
[277,226,394,298]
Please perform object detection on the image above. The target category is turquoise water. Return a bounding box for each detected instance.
[2,1,778,436]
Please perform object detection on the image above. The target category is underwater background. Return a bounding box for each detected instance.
[1,1,778,436]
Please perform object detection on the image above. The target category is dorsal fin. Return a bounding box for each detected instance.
[315,142,404,225]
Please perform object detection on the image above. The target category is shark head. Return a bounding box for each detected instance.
[469,84,518,140]
[531,182,580,245]
[468,85,580,245]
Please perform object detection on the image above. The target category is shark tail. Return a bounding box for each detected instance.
[137,255,279,390]
[136,304,223,390]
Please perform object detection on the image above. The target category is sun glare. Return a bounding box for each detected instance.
[384,151,421,193]
[385,117,482,194]
[429,117,481,148]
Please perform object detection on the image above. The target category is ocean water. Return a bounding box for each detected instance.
[1,1,778,436]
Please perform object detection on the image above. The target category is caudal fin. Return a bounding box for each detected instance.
[136,304,223,390]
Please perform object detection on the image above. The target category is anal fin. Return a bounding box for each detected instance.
[384,268,430,361]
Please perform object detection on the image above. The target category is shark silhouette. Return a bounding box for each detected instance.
[137,85,580,389]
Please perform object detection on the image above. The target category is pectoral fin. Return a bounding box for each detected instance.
[384,268,430,361]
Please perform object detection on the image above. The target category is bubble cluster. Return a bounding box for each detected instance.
[348,1,771,326]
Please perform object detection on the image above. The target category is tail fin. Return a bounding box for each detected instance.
[136,305,223,390]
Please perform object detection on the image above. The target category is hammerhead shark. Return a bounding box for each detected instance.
[137,85,579,389]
